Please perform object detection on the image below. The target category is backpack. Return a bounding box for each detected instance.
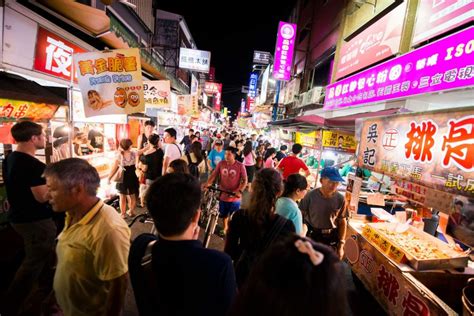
[129,233,158,316]
[234,215,288,288]
[186,153,201,178]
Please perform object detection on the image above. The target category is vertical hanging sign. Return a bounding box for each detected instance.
[272,21,297,81]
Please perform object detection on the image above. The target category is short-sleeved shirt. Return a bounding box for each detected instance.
[264,157,275,168]
[164,143,182,163]
[275,151,286,161]
[140,149,164,180]
[214,160,247,202]
[277,155,309,180]
[243,153,255,166]
[275,197,303,235]
[3,151,52,223]
[299,189,347,229]
[208,149,225,170]
[54,201,131,316]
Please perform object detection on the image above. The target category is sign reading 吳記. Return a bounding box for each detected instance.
[74,48,144,117]
[357,108,474,197]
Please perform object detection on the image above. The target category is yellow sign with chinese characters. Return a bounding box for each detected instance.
[322,130,357,153]
[294,131,320,149]
[75,48,144,117]
[0,99,58,121]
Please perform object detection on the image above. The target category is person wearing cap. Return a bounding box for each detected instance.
[207,139,225,171]
[299,167,348,260]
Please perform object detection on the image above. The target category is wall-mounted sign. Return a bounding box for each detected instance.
[34,26,87,82]
[295,130,321,149]
[74,48,144,117]
[177,94,199,118]
[143,80,170,109]
[357,108,474,197]
[248,72,259,98]
[0,98,58,122]
[325,27,474,110]
[273,22,297,81]
[203,82,222,111]
[253,50,271,64]
[191,74,198,95]
[412,0,474,46]
[322,130,357,153]
[335,1,406,80]
[179,47,211,73]
[259,66,270,105]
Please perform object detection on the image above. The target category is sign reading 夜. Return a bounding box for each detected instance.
[357,108,474,197]
[325,27,474,110]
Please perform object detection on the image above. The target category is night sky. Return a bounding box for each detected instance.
[156,1,297,116]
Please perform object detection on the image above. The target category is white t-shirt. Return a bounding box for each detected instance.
[164,143,182,162]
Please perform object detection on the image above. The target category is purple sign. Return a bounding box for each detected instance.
[273,21,297,81]
[324,27,474,110]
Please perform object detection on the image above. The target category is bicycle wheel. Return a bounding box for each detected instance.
[203,213,218,248]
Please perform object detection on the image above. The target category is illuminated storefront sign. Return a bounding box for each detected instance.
[273,21,297,81]
[179,47,211,73]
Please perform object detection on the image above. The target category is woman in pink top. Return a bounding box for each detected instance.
[243,141,256,190]
[264,148,277,168]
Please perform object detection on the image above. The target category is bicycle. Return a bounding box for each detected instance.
[128,212,158,235]
[201,185,235,248]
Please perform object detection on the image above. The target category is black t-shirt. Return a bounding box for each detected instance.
[140,149,164,180]
[3,152,53,223]
[275,151,287,161]
[138,239,237,316]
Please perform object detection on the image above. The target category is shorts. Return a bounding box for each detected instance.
[245,165,256,183]
[219,201,241,218]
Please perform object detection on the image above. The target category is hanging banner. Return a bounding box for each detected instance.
[143,80,170,109]
[248,72,259,98]
[0,99,58,121]
[179,47,211,73]
[191,74,199,95]
[412,0,474,45]
[322,130,357,153]
[325,27,474,110]
[34,26,87,82]
[295,131,321,149]
[273,21,297,81]
[75,48,144,117]
[177,94,199,118]
[357,108,474,197]
[335,1,406,80]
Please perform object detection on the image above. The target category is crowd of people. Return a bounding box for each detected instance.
[1,120,351,316]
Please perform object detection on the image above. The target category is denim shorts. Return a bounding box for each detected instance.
[219,201,241,218]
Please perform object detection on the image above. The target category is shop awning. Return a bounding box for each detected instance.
[325,108,410,129]
[0,72,67,105]
[269,114,326,129]
[294,114,326,126]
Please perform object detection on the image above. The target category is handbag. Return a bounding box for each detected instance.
[111,155,125,183]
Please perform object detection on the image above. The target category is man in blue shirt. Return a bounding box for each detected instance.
[207,139,225,171]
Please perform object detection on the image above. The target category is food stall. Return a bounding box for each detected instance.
[344,107,474,315]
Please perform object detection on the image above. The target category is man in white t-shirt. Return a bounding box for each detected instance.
[162,127,182,175]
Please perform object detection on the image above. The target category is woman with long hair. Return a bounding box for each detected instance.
[182,141,206,178]
[228,235,349,316]
[167,159,190,174]
[243,141,256,189]
[225,168,295,287]
[108,138,139,218]
[275,174,308,236]
[263,148,277,168]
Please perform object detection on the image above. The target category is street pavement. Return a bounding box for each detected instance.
[124,204,386,316]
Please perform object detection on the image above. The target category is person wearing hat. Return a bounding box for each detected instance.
[299,167,348,260]
[207,139,225,172]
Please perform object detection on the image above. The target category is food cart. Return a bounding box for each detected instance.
[344,107,474,315]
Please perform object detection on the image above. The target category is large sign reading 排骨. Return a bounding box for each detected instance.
[325,27,474,110]
[357,108,474,197]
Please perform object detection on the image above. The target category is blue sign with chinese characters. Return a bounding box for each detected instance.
[248,72,259,98]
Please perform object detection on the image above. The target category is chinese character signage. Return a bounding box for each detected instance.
[191,74,199,95]
[143,80,170,109]
[204,82,222,111]
[325,27,474,110]
[357,108,474,197]
[259,66,270,105]
[248,72,258,98]
[177,94,199,119]
[295,131,321,149]
[34,27,87,82]
[253,50,271,64]
[412,0,474,46]
[0,99,58,122]
[179,47,211,73]
[273,22,297,81]
[74,48,144,117]
[322,130,357,153]
[335,1,406,80]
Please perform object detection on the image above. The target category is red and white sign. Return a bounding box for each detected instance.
[335,1,407,80]
[413,0,474,45]
[34,27,87,82]
[204,82,222,111]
